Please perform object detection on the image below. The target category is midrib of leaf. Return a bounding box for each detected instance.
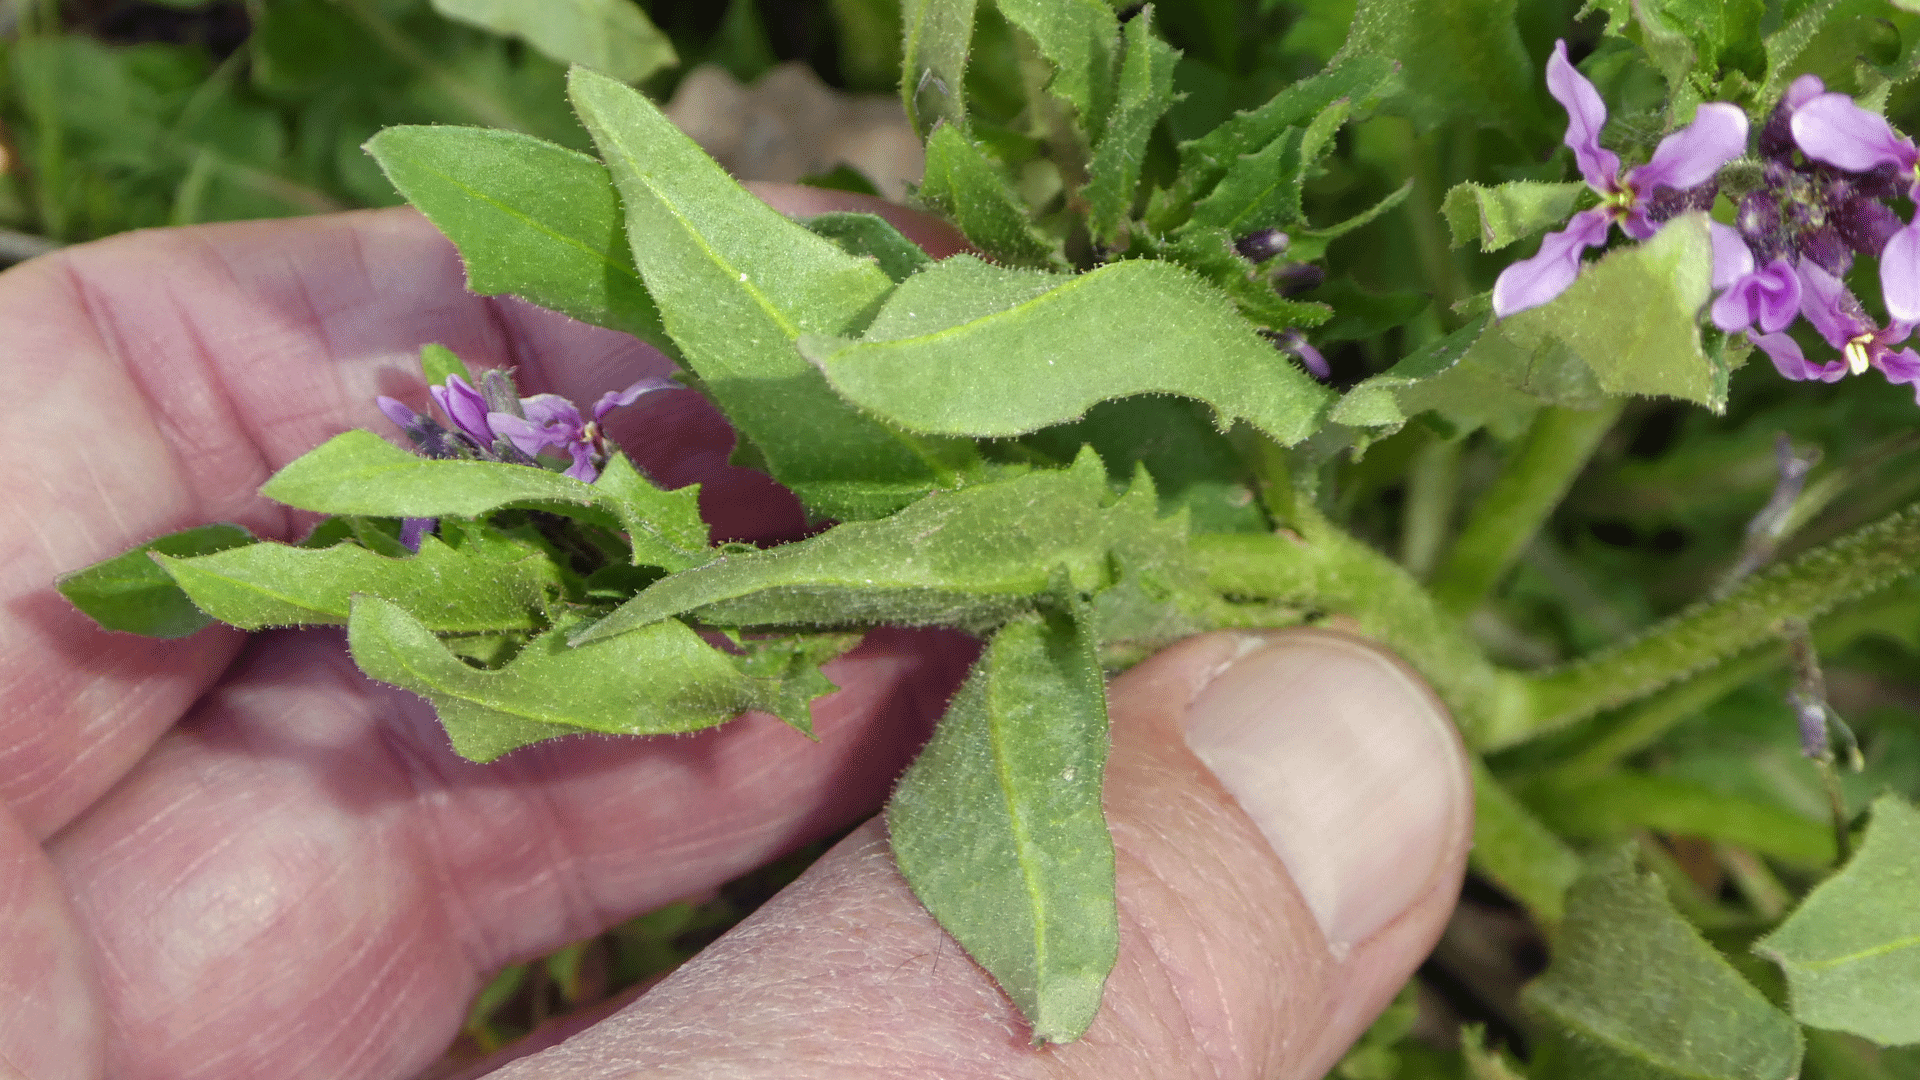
[397,155,643,286]
[987,668,1053,981]
[165,564,338,620]
[1791,933,1920,970]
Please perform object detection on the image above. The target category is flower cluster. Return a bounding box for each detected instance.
[376,366,675,548]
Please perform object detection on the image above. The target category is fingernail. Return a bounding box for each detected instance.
[1183,632,1467,953]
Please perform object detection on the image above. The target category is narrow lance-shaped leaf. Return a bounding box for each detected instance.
[801,211,934,284]
[260,432,708,571]
[566,67,974,520]
[887,605,1118,1043]
[899,0,976,136]
[1755,794,1920,1047]
[1523,846,1803,1079]
[154,535,558,632]
[1083,10,1178,243]
[803,256,1335,444]
[57,523,256,639]
[917,125,1062,269]
[428,0,677,83]
[1184,126,1305,235]
[348,597,844,762]
[365,126,675,355]
[573,448,1188,643]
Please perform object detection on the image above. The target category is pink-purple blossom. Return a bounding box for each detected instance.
[1492,40,1748,318]
[1753,260,1920,400]
[1709,221,1800,333]
[488,379,677,483]
[1791,92,1920,322]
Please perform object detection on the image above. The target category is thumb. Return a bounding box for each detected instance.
[489,629,1472,1079]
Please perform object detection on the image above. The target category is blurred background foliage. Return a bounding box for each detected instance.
[6,0,1920,1075]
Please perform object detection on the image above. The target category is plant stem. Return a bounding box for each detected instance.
[1506,498,1920,749]
[1399,433,1462,581]
[1192,509,1529,744]
[1430,400,1625,616]
[1547,646,1781,783]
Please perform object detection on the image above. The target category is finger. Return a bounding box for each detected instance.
[484,629,1474,1079]
[43,625,975,1080]
[0,806,104,1080]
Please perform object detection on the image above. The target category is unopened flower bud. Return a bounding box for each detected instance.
[1234,228,1289,264]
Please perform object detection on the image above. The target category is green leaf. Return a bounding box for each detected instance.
[801,211,934,284]
[993,0,1120,140]
[365,126,674,354]
[566,67,973,520]
[1184,126,1305,235]
[1520,771,1838,867]
[427,0,677,83]
[154,535,558,632]
[887,606,1117,1043]
[1441,181,1588,253]
[900,0,977,135]
[1464,213,1722,413]
[1310,276,1431,343]
[1083,10,1179,243]
[1760,0,1843,104]
[1158,226,1334,333]
[260,432,708,571]
[1523,846,1804,1079]
[1282,179,1414,263]
[347,596,843,761]
[804,256,1335,444]
[1756,794,1920,1047]
[572,448,1191,642]
[57,523,257,639]
[419,343,472,389]
[917,125,1062,269]
[1333,0,1542,134]
[1470,757,1583,925]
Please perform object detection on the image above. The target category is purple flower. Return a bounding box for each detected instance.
[1748,331,1848,384]
[1790,260,1920,392]
[1791,92,1920,321]
[488,377,678,483]
[1493,41,1749,317]
[1709,222,1800,333]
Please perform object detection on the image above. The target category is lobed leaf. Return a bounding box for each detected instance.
[154,535,558,632]
[887,607,1117,1043]
[347,597,843,761]
[803,256,1335,444]
[993,0,1120,141]
[1441,181,1589,253]
[1082,11,1179,243]
[917,125,1062,269]
[801,211,935,284]
[900,0,977,135]
[57,523,257,639]
[1184,126,1305,235]
[567,67,974,520]
[573,448,1190,642]
[1523,846,1803,1079]
[1756,794,1920,1047]
[260,433,708,570]
[1158,226,1332,334]
[365,126,674,354]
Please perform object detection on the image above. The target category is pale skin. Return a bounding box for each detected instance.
[0,188,1472,1080]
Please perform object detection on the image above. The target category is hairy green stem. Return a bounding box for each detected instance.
[1506,498,1920,750]
[1192,511,1529,745]
[1431,401,1625,616]
[1399,434,1462,581]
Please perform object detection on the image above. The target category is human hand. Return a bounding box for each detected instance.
[0,192,1470,1079]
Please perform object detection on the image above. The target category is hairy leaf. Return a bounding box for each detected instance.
[1158,226,1333,333]
[1334,0,1541,134]
[900,0,976,135]
[994,0,1119,140]
[57,523,257,638]
[804,256,1334,444]
[1083,11,1178,242]
[154,535,558,632]
[567,67,974,520]
[801,211,934,284]
[366,126,673,353]
[917,125,1062,269]
[261,433,708,570]
[887,607,1117,1043]
[428,0,677,83]
[573,448,1191,642]
[348,597,841,761]
[1442,181,1589,252]
[1756,794,1920,1047]
[1524,847,1803,1079]
[1185,126,1305,235]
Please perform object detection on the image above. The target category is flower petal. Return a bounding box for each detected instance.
[1750,331,1847,382]
[1791,93,1919,173]
[591,375,680,421]
[399,517,435,552]
[1491,209,1613,317]
[431,374,494,446]
[563,444,600,483]
[377,396,422,429]
[1880,221,1920,323]
[1874,347,1920,402]
[1546,40,1621,191]
[1709,221,1754,289]
[517,393,586,433]
[1627,103,1749,193]
[488,411,570,458]
[1796,260,1867,348]
[1782,74,1827,112]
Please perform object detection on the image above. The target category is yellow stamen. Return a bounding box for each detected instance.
[1845,335,1874,376]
